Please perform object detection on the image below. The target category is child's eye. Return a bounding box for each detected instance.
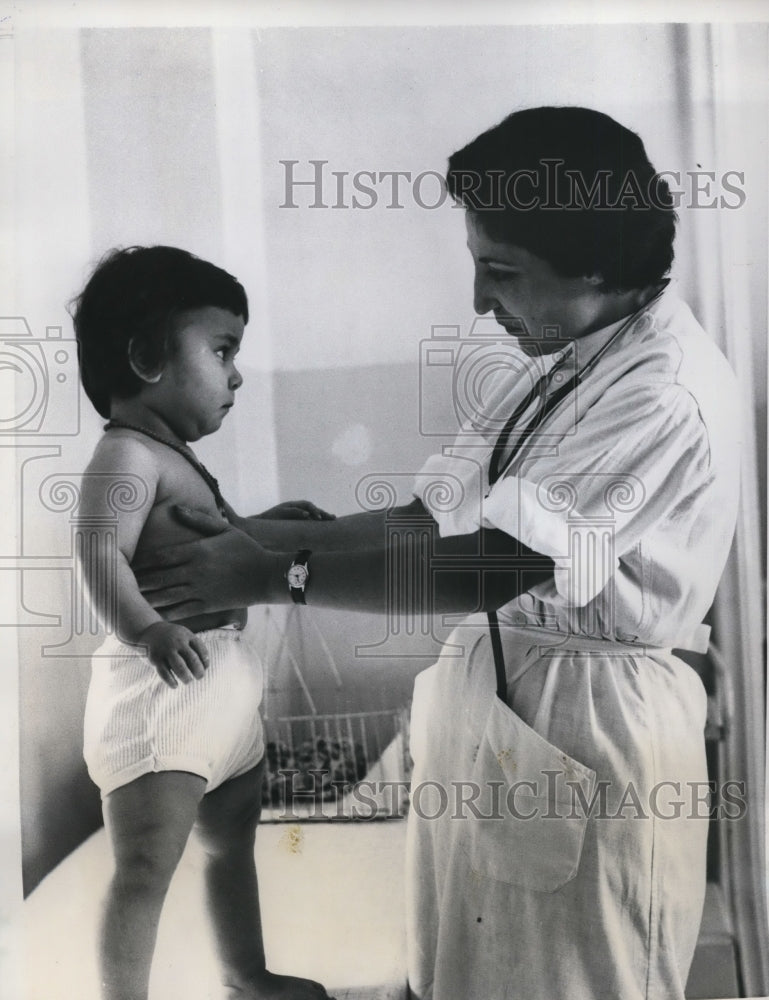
[214,342,240,362]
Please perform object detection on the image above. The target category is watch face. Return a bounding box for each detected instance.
[287,564,309,589]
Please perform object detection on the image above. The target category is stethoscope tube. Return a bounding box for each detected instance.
[485,284,665,702]
[488,355,577,486]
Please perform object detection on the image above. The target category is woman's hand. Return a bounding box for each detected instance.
[134,506,286,618]
[255,500,336,521]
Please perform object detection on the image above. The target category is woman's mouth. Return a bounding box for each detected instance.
[495,314,525,335]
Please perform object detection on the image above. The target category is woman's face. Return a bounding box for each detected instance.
[465,212,611,354]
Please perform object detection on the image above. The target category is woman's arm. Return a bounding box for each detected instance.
[296,523,553,614]
[136,498,554,618]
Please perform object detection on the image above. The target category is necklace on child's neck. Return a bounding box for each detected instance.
[104,418,228,518]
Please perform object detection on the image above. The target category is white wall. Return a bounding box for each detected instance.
[13,27,103,893]
[256,24,687,373]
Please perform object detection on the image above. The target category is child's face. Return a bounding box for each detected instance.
[148,306,245,441]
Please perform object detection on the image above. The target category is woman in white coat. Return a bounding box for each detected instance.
[139,107,741,1000]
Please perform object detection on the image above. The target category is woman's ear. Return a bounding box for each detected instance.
[584,273,605,288]
[128,337,164,384]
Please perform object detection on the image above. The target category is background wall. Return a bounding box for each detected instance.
[12,22,767,894]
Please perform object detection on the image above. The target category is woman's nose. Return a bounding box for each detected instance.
[474,269,496,315]
[230,365,243,390]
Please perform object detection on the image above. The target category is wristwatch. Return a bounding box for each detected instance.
[287,549,311,605]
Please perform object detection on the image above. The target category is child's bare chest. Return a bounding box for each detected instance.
[131,448,245,631]
[134,450,227,558]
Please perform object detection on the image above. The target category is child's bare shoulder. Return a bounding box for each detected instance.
[87,429,225,522]
[85,430,161,480]
[78,431,161,522]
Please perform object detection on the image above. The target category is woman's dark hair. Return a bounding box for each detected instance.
[71,245,249,418]
[446,106,677,291]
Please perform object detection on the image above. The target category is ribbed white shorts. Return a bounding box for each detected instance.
[84,627,265,798]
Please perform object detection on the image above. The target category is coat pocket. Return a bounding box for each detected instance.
[463,697,596,892]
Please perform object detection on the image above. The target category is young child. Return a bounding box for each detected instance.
[73,246,334,1000]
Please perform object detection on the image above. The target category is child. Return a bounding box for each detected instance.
[73,246,334,1000]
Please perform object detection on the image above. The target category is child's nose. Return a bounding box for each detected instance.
[230,365,243,390]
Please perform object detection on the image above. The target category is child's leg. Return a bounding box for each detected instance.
[194,760,332,999]
[100,770,207,1000]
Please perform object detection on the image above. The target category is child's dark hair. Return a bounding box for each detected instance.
[446,106,677,292]
[71,245,249,418]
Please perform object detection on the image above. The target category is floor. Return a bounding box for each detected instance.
[686,883,741,999]
[22,820,409,1000]
[21,817,746,1000]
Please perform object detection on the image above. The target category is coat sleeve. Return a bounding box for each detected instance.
[416,379,715,608]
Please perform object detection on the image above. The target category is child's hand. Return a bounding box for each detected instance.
[137,621,210,688]
[256,500,336,521]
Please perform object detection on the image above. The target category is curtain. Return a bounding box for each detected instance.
[674,22,769,997]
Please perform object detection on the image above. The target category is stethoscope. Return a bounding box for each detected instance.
[486,284,666,701]
[488,284,666,488]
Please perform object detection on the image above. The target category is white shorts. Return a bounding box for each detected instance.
[84,627,265,798]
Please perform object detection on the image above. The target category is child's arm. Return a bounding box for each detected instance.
[222,498,335,526]
[78,435,209,688]
[255,500,335,520]
[140,500,427,570]
[222,502,406,552]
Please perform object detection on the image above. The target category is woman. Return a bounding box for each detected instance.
[138,107,741,999]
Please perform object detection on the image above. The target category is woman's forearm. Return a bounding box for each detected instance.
[138,502,554,619]
[265,526,554,615]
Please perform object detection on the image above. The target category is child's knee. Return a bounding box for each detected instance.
[195,765,264,854]
[112,836,187,893]
[194,810,259,857]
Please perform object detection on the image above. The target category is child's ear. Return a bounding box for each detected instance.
[128,337,164,384]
